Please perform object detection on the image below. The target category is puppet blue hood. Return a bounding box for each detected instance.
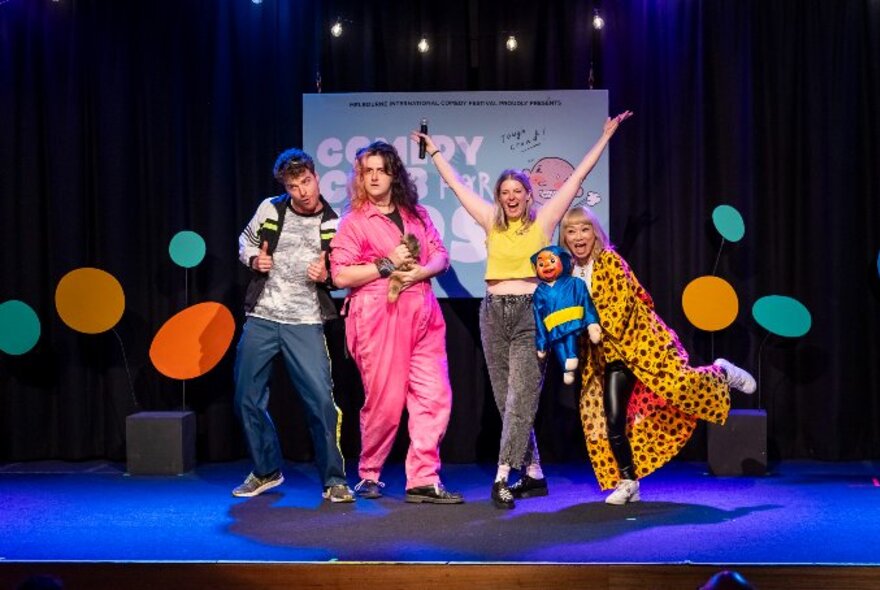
[530,245,573,275]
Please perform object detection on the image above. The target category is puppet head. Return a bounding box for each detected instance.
[530,245,573,283]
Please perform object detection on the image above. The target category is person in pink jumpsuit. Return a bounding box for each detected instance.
[330,140,463,504]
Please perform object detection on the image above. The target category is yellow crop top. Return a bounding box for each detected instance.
[484,219,550,280]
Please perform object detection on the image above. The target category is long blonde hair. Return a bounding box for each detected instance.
[558,206,612,263]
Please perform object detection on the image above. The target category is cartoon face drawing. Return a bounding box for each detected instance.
[527,157,584,208]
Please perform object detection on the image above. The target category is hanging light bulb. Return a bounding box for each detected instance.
[505,35,518,52]
[330,20,343,38]
[592,9,605,30]
[417,37,430,53]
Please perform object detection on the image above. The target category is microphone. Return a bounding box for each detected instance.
[419,118,428,159]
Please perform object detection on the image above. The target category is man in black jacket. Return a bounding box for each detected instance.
[232,148,352,502]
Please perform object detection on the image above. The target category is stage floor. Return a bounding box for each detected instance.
[2,459,879,565]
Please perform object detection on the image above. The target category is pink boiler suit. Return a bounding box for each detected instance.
[330,203,452,489]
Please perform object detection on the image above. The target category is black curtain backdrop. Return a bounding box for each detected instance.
[2,0,879,465]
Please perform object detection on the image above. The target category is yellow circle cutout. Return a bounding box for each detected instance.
[56,268,125,334]
[681,275,738,331]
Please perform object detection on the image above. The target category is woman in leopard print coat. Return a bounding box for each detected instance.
[560,206,755,505]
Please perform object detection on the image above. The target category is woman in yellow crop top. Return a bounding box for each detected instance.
[412,111,632,509]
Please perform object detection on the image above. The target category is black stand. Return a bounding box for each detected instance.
[707,409,767,476]
[126,411,196,475]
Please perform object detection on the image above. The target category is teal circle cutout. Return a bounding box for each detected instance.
[712,205,745,242]
[752,295,811,338]
[0,300,41,355]
[169,231,206,268]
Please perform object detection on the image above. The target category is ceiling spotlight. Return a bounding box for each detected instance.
[330,20,343,38]
[505,35,518,52]
[251,0,262,4]
[592,9,605,30]
[417,37,430,53]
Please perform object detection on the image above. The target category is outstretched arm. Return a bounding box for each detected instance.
[411,131,495,232]
[537,110,633,235]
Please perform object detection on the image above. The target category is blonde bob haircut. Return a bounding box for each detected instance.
[558,206,612,263]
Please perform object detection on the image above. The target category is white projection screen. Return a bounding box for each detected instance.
[304,90,610,297]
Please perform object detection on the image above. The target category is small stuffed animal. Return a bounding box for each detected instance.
[531,245,601,384]
[388,233,421,303]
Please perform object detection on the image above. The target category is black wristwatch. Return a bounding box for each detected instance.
[375,257,395,278]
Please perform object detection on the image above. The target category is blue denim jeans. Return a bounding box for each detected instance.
[479,294,545,469]
[233,317,346,486]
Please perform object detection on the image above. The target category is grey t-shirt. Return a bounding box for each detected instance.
[249,210,323,325]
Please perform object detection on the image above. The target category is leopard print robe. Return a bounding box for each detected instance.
[579,249,730,490]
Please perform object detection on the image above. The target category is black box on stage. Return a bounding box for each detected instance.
[708,409,767,476]
[126,411,196,475]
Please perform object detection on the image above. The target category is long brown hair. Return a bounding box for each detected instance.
[347,141,422,223]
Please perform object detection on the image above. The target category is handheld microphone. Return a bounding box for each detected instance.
[419,118,428,159]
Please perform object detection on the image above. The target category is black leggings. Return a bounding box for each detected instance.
[603,361,637,481]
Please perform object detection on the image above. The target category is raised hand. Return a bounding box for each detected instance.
[603,110,634,136]
[307,251,328,283]
[252,241,274,272]
[410,131,439,156]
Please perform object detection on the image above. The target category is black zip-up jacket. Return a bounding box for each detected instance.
[239,194,339,321]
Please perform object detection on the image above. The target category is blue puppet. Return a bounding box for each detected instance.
[531,245,601,384]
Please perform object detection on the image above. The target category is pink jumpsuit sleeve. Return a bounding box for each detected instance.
[329,214,366,280]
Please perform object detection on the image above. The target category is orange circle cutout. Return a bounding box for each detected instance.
[55,268,125,334]
[149,302,235,380]
[681,276,739,331]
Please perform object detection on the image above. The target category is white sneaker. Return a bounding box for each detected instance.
[605,478,640,505]
[714,358,757,394]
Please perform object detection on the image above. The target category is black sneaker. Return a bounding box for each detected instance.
[231,471,284,498]
[405,482,464,504]
[354,478,384,499]
[491,479,515,509]
[509,475,549,499]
